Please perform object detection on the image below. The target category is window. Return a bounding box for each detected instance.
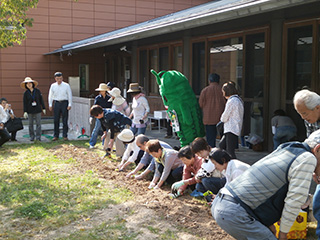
[159,47,169,71]
[192,41,205,95]
[149,49,159,94]
[173,45,183,72]
[79,64,89,91]
[207,31,267,140]
[208,38,243,93]
[286,25,313,100]
[244,33,265,139]
[139,50,148,90]
[138,43,183,95]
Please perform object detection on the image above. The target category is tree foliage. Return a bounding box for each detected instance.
[0,0,39,48]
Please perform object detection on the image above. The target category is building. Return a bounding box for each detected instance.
[1,0,319,150]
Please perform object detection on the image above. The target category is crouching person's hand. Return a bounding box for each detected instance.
[171,180,185,190]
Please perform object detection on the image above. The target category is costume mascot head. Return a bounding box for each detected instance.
[151,70,205,147]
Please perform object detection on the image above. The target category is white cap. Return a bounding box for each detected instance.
[117,129,134,142]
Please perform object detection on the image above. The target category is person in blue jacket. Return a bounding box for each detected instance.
[90,105,131,158]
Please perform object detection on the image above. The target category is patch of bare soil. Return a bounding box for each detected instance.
[48,144,233,240]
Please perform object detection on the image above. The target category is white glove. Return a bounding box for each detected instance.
[23,112,28,119]
[171,180,185,190]
[42,109,46,115]
[89,117,93,125]
[148,182,156,189]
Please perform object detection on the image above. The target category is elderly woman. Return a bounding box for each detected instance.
[21,77,46,141]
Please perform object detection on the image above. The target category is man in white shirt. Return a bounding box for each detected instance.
[48,72,72,141]
[0,99,10,147]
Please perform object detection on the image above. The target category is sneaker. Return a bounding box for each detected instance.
[52,137,58,141]
[89,145,94,149]
[63,137,68,141]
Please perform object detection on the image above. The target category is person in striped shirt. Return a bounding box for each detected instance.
[211,129,320,240]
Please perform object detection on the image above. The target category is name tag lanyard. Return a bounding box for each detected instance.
[30,90,37,107]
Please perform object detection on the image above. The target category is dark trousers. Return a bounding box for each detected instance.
[134,150,146,166]
[205,124,217,148]
[196,177,226,194]
[158,164,183,185]
[53,100,69,138]
[219,132,238,158]
[0,128,10,147]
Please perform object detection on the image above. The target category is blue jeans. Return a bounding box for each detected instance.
[89,119,103,147]
[313,184,320,239]
[273,126,297,150]
[211,194,277,240]
[205,124,217,148]
[196,177,226,194]
[130,125,146,135]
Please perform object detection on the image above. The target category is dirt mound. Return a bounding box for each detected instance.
[51,144,233,240]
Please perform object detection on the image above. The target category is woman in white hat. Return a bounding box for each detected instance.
[108,87,130,116]
[117,129,143,171]
[21,77,46,141]
[127,83,150,135]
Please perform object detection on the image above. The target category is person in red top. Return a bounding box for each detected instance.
[199,73,225,147]
[171,145,203,197]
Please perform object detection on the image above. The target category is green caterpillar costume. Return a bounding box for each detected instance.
[151,70,205,147]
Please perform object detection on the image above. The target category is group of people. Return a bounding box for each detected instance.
[88,82,150,159]
[0,72,71,147]
[208,88,320,240]
[2,69,320,240]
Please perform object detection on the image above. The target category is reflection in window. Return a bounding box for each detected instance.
[159,47,169,71]
[209,38,243,94]
[192,42,205,95]
[149,49,159,94]
[286,25,312,100]
[245,33,265,98]
[79,64,89,91]
[173,46,183,72]
[139,50,148,90]
[245,33,265,139]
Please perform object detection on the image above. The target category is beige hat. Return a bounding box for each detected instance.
[20,77,39,89]
[108,87,125,106]
[117,129,134,143]
[95,83,109,92]
[127,83,141,93]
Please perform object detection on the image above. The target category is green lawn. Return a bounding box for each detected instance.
[0,141,134,239]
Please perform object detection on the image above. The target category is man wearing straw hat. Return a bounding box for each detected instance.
[21,77,46,141]
[88,83,113,149]
[48,72,72,141]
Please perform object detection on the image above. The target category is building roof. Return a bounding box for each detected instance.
[45,0,315,55]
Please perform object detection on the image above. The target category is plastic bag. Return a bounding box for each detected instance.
[274,210,307,239]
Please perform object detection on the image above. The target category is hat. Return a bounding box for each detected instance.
[20,77,38,89]
[127,83,141,93]
[108,87,126,105]
[106,82,115,90]
[95,83,109,92]
[54,72,63,77]
[117,129,134,142]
